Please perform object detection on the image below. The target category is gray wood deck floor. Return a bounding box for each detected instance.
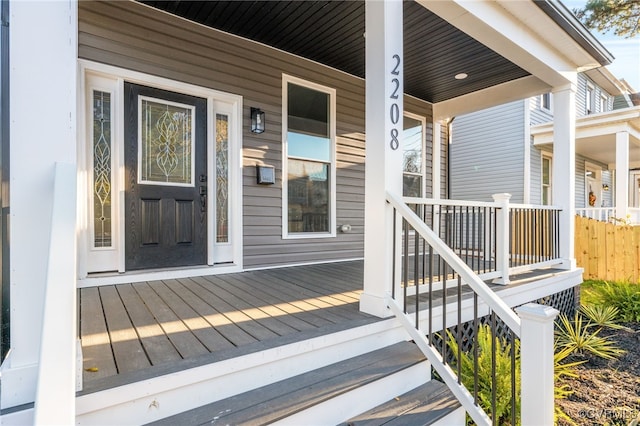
[79,259,567,391]
[79,260,374,387]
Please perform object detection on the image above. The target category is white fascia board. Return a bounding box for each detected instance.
[584,67,626,96]
[418,0,588,88]
[532,106,640,145]
[433,75,549,120]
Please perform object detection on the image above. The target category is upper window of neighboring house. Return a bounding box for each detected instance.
[283,76,336,237]
[403,114,425,197]
[542,155,552,205]
[540,92,552,112]
[599,94,608,113]
[586,84,595,114]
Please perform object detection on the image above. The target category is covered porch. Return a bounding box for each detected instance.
[4,0,613,424]
[533,106,640,224]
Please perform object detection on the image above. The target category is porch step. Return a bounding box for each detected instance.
[147,341,439,425]
[339,381,462,426]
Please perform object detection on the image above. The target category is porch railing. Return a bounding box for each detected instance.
[404,196,563,285]
[387,192,558,426]
[576,207,615,222]
[34,163,77,425]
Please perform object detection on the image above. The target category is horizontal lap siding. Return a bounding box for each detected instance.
[78,1,434,269]
[450,101,524,202]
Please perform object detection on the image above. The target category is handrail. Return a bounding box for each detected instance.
[34,162,77,425]
[388,191,521,334]
[405,196,562,211]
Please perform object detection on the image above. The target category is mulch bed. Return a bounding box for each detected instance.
[556,322,640,425]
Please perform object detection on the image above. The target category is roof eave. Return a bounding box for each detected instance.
[533,0,614,67]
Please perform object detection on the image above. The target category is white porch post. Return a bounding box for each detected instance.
[615,131,630,220]
[492,193,511,285]
[361,0,404,317]
[516,303,559,426]
[432,121,442,199]
[552,83,577,269]
[1,0,78,413]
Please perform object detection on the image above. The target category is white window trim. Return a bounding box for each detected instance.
[599,94,608,113]
[282,74,337,239]
[586,83,595,115]
[402,112,427,197]
[540,92,553,113]
[541,153,552,205]
[79,59,244,281]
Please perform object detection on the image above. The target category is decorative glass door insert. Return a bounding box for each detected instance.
[92,90,113,248]
[216,113,229,243]
[139,96,195,186]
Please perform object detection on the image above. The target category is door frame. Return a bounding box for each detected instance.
[78,60,243,284]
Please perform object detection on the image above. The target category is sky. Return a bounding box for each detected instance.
[563,0,640,91]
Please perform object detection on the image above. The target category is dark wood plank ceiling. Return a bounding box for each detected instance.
[140,0,530,104]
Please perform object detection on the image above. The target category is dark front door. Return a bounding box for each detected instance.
[124,83,207,270]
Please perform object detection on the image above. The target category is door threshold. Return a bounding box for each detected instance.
[78,262,243,288]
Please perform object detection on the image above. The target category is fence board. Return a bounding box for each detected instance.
[575,216,640,282]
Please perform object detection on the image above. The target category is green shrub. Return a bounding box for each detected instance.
[447,325,520,425]
[594,281,640,322]
[579,304,632,331]
[555,313,625,359]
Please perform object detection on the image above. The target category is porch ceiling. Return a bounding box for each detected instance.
[139,0,531,104]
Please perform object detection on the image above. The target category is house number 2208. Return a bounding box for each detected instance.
[389,54,401,150]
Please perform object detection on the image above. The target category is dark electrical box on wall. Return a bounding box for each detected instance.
[256,165,275,185]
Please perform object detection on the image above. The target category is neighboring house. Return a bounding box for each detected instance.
[0,1,613,425]
[451,67,640,223]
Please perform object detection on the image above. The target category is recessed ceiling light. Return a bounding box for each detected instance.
[455,73,468,80]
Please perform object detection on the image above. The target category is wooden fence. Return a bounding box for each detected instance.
[575,215,640,282]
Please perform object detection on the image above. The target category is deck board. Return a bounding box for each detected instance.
[171,277,258,346]
[117,284,182,365]
[187,276,280,341]
[228,270,336,328]
[80,260,370,386]
[131,282,209,359]
[80,287,118,382]
[80,260,570,389]
[200,277,310,336]
[99,286,151,374]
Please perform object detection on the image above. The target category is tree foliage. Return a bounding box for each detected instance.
[574,0,640,38]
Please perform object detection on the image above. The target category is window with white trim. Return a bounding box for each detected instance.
[542,155,552,205]
[540,92,552,112]
[599,94,608,113]
[283,76,336,237]
[586,83,594,114]
[402,114,426,197]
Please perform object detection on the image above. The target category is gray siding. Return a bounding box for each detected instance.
[450,100,525,202]
[78,1,437,269]
[529,96,553,126]
[577,73,614,116]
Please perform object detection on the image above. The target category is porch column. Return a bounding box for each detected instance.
[432,121,442,199]
[1,0,78,413]
[552,83,577,269]
[361,0,404,317]
[615,131,630,220]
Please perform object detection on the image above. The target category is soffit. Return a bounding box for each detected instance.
[139,0,531,104]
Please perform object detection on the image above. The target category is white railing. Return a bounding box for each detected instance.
[34,163,77,425]
[404,195,563,285]
[576,207,640,225]
[576,207,615,222]
[387,192,558,426]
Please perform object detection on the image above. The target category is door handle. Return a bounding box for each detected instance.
[200,186,207,212]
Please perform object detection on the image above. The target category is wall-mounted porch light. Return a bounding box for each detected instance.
[251,107,265,134]
[602,184,609,191]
